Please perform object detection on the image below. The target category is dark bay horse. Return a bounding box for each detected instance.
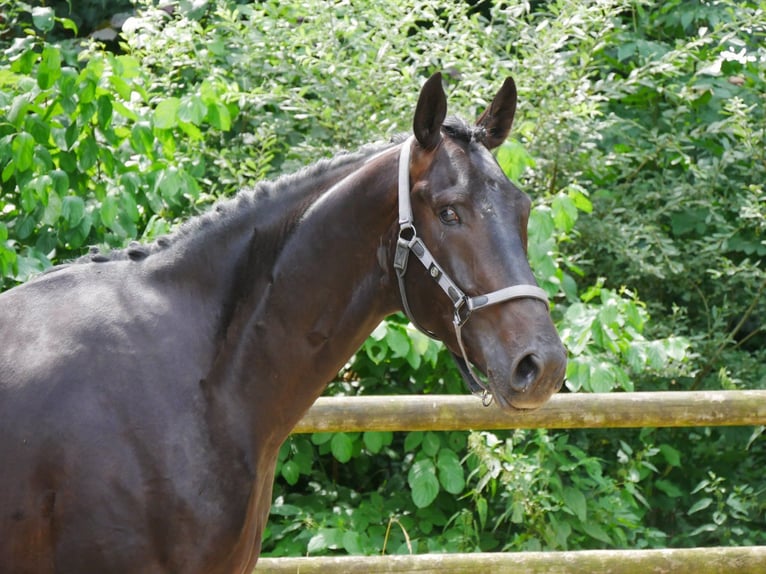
[0,73,566,573]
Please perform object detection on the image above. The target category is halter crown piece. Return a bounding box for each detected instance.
[393,136,551,406]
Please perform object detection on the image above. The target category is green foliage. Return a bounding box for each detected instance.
[2,0,764,559]
[466,429,669,550]
[0,11,251,287]
[573,0,766,391]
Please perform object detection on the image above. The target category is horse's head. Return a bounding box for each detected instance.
[395,73,566,411]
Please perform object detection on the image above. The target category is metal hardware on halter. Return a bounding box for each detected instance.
[394,136,551,406]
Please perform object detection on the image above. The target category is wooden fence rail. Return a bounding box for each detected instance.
[255,391,766,573]
[292,390,766,433]
[255,546,766,573]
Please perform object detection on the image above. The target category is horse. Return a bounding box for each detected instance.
[0,73,566,573]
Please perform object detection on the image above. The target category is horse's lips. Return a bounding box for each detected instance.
[494,391,549,411]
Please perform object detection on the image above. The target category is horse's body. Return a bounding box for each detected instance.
[0,74,566,573]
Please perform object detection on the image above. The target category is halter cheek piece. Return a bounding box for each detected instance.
[393,136,550,406]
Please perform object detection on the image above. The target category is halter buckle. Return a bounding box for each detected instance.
[453,296,471,327]
[394,224,416,276]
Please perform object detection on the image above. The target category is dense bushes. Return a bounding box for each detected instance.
[1,0,763,556]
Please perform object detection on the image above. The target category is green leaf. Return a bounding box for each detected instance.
[582,521,613,544]
[659,444,681,467]
[12,133,35,173]
[269,502,301,517]
[421,432,441,457]
[688,497,713,515]
[567,184,593,214]
[99,196,119,228]
[342,531,363,555]
[385,327,410,358]
[280,460,300,485]
[64,121,80,150]
[97,95,114,131]
[15,214,37,240]
[31,6,55,33]
[64,213,92,248]
[77,137,99,171]
[436,448,465,494]
[310,432,333,446]
[404,431,423,451]
[2,160,15,183]
[588,362,615,393]
[408,459,439,508]
[656,479,684,498]
[62,196,85,226]
[37,46,62,90]
[154,97,181,130]
[529,206,555,241]
[330,432,353,463]
[405,345,422,370]
[307,529,341,553]
[57,67,78,98]
[156,167,184,203]
[26,115,50,145]
[551,194,578,233]
[178,95,208,125]
[21,186,36,213]
[130,122,155,156]
[363,431,384,454]
[199,79,220,104]
[10,45,36,75]
[562,486,587,522]
[178,120,203,142]
[475,496,488,530]
[496,139,535,182]
[206,102,231,131]
[79,77,97,105]
[60,17,79,35]
[9,93,32,127]
[109,74,133,101]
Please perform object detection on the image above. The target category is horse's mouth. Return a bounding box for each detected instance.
[451,351,565,411]
[496,361,566,411]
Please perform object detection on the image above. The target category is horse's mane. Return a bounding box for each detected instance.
[79,139,397,265]
[74,120,478,267]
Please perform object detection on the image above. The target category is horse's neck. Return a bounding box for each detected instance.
[204,147,402,448]
[147,149,390,316]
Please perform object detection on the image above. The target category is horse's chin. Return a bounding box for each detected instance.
[491,389,551,412]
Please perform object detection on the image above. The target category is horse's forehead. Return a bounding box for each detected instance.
[437,139,515,196]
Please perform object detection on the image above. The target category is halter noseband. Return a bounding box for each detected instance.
[393,136,550,406]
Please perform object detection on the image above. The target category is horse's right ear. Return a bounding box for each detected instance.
[413,73,447,151]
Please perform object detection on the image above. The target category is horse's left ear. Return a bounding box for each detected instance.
[413,72,447,151]
[476,77,517,150]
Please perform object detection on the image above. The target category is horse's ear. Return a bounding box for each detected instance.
[476,77,517,150]
[413,72,447,151]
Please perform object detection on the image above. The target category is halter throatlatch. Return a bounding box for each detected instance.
[393,136,550,406]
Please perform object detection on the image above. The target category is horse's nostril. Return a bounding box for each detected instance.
[511,353,541,392]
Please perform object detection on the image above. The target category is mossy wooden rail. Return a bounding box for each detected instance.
[255,546,766,573]
[255,390,766,573]
[291,390,766,433]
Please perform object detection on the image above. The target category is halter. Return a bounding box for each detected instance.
[393,136,550,406]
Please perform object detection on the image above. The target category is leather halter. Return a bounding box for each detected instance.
[393,136,550,406]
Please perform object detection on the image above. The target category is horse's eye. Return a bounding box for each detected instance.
[439,206,460,225]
